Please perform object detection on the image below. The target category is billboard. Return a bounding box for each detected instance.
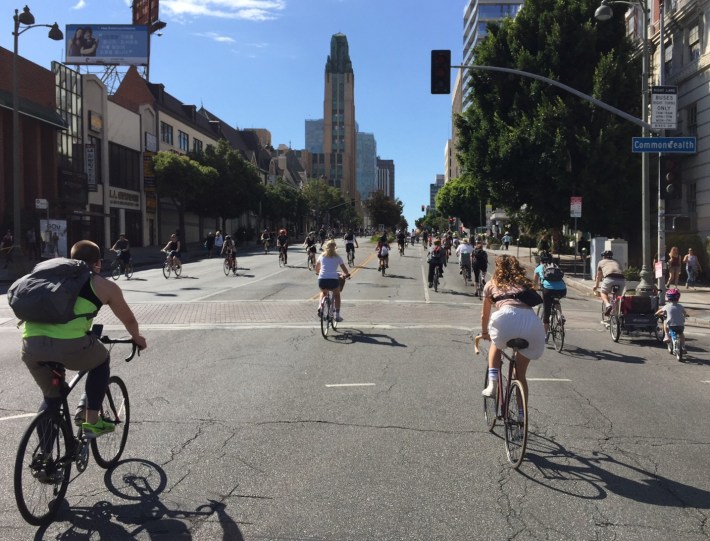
[65,24,149,66]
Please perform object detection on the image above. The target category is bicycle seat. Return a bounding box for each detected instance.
[611,285,621,293]
[506,338,529,350]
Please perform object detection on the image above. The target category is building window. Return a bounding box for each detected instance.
[664,39,673,78]
[55,63,83,172]
[193,138,203,154]
[178,130,189,152]
[160,121,173,145]
[687,103,697,136]
[689,24,700,61]
[108,142,140,191]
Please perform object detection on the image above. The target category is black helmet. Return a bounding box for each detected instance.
[539,251,553,264]
[602,250,613,259]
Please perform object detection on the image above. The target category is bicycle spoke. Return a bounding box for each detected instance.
[504,380,528,469]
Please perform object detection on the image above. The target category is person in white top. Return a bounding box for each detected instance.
[456,237,474,274]
[315,239,351,322]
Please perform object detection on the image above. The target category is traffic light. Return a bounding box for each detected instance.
[431,50,451,94]
[662,155,681,199]
[421,205,425,212]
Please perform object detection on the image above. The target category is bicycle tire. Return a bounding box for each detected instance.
[348,252,354,267]
[551,306,565,352]
[331,300,339,331]
[609,314,621,342]
[674,337,683,362]
[174,262,182,277]
[91,376,130,468]
[14,410,72,525]
[308,256,314,271]
[162,261,171,279]
[125,261,134,279]
[320,297,330,338]
[433,269,439,292]
[654,318,665,342]
[504,379,528,469]
[381,262,385,276]
[223,258,231,276]
[483,366,497,431]
[110,259,121,281]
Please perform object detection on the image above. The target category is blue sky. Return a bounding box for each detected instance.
[4,0,465,227]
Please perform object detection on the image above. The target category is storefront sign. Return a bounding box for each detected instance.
[109,188,140,209]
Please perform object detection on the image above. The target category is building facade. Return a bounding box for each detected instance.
[356,132,377,201]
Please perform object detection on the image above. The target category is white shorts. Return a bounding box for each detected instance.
[489,306,546,360]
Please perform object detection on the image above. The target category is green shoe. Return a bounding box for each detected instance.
[82,418,115,439]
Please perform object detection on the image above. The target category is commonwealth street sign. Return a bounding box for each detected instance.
[631,137,696,154]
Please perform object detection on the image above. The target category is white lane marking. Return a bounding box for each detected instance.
[422,266,431,303]
[702,381,710,384]
[528,378,572,382]
[325,383,376,388]
[0,412,36,422]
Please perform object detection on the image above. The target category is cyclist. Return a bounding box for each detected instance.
[422,230,429,247]
[162,233,182,270]
[655,288,688,351]
[110,233,131,276]
[480,255,545,403]
[315,239,351,322]
[472,241,489,294]
[276,228,289,265]
[593,250,625,316]
[260,229,271,253]
[303,231,318,266]
[220,234,237,271]
[318,227,327,248]
[21,240,147,439]
[533,251,567,342]
[427,238,445,287]
[376,235,390,271]
[444,232,453,259]
[456,237,474,277]
[396,229,406,254]
[343,228,358,264]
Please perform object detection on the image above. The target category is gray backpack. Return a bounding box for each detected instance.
[7,258,96,323]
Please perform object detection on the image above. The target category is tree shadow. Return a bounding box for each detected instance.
[521,434,710,508]
[40,458,244,540]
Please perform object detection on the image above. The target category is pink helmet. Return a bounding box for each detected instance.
[665,288,680,302]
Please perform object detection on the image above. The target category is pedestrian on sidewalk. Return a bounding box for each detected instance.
[205,232,215,258]
[214,230,224,258]
[666,246,681,288]
[683,248,701,289]
[502,233,511,250]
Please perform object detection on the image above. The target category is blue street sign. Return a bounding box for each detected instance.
[632,137,696,153]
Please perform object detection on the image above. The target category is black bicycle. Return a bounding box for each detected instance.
[536,293,566,352]
[14,329,139,525]
[110,250,133,280]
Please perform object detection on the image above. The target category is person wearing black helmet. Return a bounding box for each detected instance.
[533,251,567,341]
[593,250,625,315]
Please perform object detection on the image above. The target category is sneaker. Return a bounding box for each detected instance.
[459,270,463,275]
[335,315,343,322]
[604,304,612,316]
[482,381,497,398]
[74,405,86,427]
[681,347,688,354]
[428,282,433,288]
[317,308,322,317]
[663,334,670,343]
[82,418,115,439]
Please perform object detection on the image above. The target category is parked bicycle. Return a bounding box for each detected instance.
[14,330,139,525]
[475,334,529,469]
[161,249,182,279]
[109,249,133,280]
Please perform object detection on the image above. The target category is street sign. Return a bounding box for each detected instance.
[651,85,677,130]
[631,137,696,154]
[35,198,48,210]
[570,196,582,218]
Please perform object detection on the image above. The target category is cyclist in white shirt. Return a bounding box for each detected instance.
[456,237,474,274]
[315,240,351,322]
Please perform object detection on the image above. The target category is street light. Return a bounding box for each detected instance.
[595,0,655,293]
[12,5,63,263]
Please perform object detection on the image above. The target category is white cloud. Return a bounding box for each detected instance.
[162,0,286,21]
[194,31,236,43]
[72,0,87,9]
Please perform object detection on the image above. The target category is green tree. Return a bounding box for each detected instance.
[435,176,485,229]
[364,191,403,230]
[301,179,342,226]
[262,179,308,230]
[153,151,217,240]
[456,0,642,256]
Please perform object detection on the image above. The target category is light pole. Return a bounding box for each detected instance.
[12,6,62,262]
[595,0,655,292]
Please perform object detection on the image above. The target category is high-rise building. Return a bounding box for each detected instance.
[305,119,324,154]
[462,1,524,109]
[430,174,445,208]
[356,132,377,201]
[377,158,395,198]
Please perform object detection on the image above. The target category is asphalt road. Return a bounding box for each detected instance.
[0,241,709,540]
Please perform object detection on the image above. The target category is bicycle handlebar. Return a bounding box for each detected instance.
[99,336,140,362]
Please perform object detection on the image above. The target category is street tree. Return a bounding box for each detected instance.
[301,178,342,226]
[456,0,641,247]
[364,191,403,230]
[262,179,307,230]
[435,176,485,230]
[153,151,217,241]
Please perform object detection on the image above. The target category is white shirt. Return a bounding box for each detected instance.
[317,254,344,279]
[456,244,474,256]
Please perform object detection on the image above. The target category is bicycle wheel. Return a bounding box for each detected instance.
[433,270,439,292]
[320,297,330,338]
[223,258,231,276]
[504,379,528,469]
[381,260,385,276]
[14,410,72,525]
[91,376,130,468]
[609,314,621,342]
[279,252,285,267]
[483,366,498,431]
[348,252,354,266]
[110,259,121,280]
[674,336,683,362]
[462,266,469,286]
[125,261,134,279]
[162,261,171,279]
[654,318,665,342]
[550,307,565,352]
[174,262,182,277]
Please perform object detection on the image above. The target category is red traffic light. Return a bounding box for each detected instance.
[431,50,451,94]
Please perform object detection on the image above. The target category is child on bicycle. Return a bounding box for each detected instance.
[532,251,567,342]
[655,288,688,352]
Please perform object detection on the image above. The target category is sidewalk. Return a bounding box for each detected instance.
[486,245,710,329]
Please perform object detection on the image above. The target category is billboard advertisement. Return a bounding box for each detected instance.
[65,24,149,66]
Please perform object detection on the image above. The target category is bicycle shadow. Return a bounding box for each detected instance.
[331,328,406,347]
[42,458,244,540]
[521,434,710,508]
[560,345,646,364]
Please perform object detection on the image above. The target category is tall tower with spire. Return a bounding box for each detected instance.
[323,33,358,203]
